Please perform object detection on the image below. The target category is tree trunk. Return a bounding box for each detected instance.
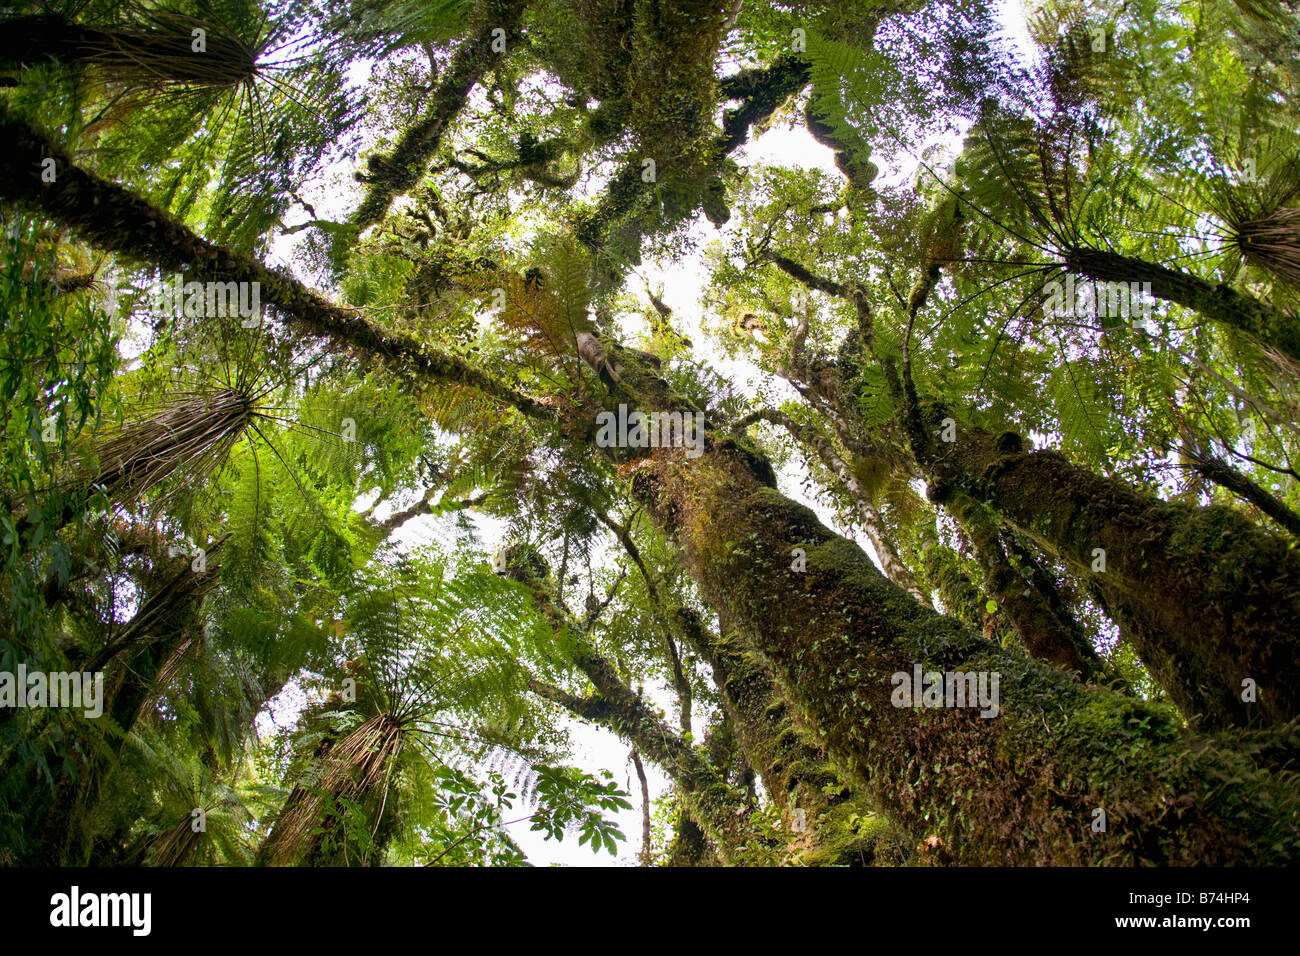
[702,621,882,865]
[0,112,554,423]
[913,408,1300,729]
[919,541,1009,641]
[743,409,931,605]
[943,489,1106,679]
[529,673,756,863]
[1183,443,1300,538]
[622,427,1300,864]
[1064,246,1300,364]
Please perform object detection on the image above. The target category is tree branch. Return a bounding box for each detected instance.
[0,111,556,424]
[1183,444,1300,538]
[349,0,528,234]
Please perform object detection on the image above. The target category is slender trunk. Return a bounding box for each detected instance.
[529,673,754,863]
[506,545,760,859]
[1184,444,1300,538]
[524,579,761,863]
[919,542,1005,639]
[629,747,652,866]
[1064,246,1300,364]
[816,452,931,605]
[944,489,1105,679]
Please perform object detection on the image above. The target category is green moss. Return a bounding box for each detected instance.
[919,415,1300,729]
[638,448,1300,863]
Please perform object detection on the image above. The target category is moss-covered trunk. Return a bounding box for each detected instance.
[701,623,882,865]
[0,112,554,422]
[348,0,528,235]
[920,542,1002,635]
[914,411,1300,730]
[944,490,1105,680]
[625,440,1300,864]
[1064,246,1300,364]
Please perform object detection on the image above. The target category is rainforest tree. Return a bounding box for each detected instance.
[1,0,1299,866]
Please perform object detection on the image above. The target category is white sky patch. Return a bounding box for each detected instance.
[997,0,1037,64]
[501,712,674,866]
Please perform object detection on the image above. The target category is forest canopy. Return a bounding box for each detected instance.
[1,0,1299,867]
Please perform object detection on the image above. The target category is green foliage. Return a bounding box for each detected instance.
[4,0,1299,868]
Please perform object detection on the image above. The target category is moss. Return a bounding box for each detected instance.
[946,490,1103,677]
[798,795,896,867]
[919,411,1300,729]
[709,624,870,863]
[632,445,1300,864]
[920,544,986,631]
[349,0,529,233]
